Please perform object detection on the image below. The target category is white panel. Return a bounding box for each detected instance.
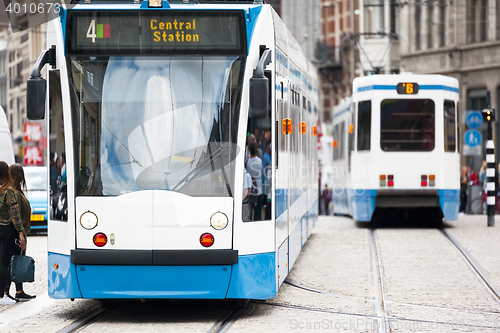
[75,191,154,250]
[152,191,233,250]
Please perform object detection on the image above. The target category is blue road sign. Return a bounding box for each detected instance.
[466,111,483,129]
[464,129,482,147]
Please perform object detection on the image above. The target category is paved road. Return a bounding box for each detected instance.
[1,214,500,332]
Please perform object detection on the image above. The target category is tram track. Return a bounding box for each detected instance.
[207,304,246,333]
[368,228,390,333]
[56,307,108,333]
[441,228,500,305]
[56,300,245,333]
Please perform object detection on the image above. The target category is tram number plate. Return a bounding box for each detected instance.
[397,82,419,95]
[30,214,44,221]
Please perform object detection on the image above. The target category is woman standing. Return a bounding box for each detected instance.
[6,164,35,301]
[0,161,25,305]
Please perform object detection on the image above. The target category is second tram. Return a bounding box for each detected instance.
[329,74,460,222]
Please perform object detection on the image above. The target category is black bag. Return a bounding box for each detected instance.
[248,177,259,207]
[10,255,35,283]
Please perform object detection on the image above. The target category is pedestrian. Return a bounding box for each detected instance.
[242,168,252,222]
[5,164,35,301]
[246,142,264,220]
[323,184,332,215]
[49,152,58,195]
[0,161,25,305]
[479,160,487,188]
[459,166,468,213]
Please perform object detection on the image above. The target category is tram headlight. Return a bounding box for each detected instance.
[80,211,98,230]
[210,212,228,230]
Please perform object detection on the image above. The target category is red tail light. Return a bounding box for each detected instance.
[387,175,394,187]
[93,233,107,247]
[200,233,215,247]
[421,175,428,186]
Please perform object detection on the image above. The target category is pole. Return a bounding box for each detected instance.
[483,93,496,226]
[486,124,495,227]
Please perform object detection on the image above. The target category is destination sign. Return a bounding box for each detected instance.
[396,82,419,95]
[66,10,246,55]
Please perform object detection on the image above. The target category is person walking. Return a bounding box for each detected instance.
[323,184,332,215]
[5,164,35,301]
[0,161,25,305]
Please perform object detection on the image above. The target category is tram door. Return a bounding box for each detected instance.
[275,78,289,248]
[276,77,290,287]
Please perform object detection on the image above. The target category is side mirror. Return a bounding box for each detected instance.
[249,48,272,118]
[249,75,269,118]
[27,77,46,120]
[26,46,56,120]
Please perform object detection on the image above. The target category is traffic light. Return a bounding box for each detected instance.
[482,108,495,122]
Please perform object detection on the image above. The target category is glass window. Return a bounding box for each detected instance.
[380,99,435,152]
[415,0,422,49]
[364,0,384,36]
[68,56,245,197]
[49,70,67,221]
[439,0,446,46]
[427,2,434,48]
[390,0,399,35]
[497,0,500,40]
[444,100,456,152]
[357,100,371,151]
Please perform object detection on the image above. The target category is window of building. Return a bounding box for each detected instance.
[480,0,488,41]
[390,0,399,35]
[364,0,384,36]
[427,2,434,48]
[467,0,488,43]
[467,0,476,43]
[497,0,500,40]
[415,0,422,49]
[439,0,446,46]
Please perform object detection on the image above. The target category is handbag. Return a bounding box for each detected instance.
[10,255,35,283]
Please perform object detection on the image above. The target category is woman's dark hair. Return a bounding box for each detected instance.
[0,161,13,192]
[248,142,258,156]
[10,163,26,194]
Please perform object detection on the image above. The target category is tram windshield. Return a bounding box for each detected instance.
[380,99,435,152]
[68,56,244,197]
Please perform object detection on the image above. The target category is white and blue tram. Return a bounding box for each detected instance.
[27,0,319,299]
[330,74,460,222]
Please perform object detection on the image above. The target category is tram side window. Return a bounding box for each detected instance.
[357,101,371,151]
[443,100,456,152]
[49,70,67,221]
[244,116,273,222]
[457,102,460,153]
[333,122,346,160]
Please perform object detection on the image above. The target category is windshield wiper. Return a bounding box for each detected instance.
[171,144,232,194]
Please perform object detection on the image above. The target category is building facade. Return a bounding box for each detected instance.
[2,25,46,163]
[399,0,500,171]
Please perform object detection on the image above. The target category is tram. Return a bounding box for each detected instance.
[330,74,460,222]
[27,0,319,299]
[0,107,15,165]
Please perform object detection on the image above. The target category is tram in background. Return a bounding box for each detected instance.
[27,0,319,300]
[329,74,460,223]
[0,107,15,165]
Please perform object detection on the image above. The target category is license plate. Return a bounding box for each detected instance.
[30,214,44,221]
